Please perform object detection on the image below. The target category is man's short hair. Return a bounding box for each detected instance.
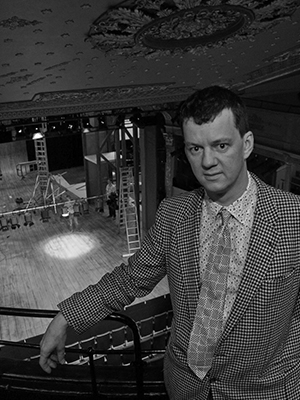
[180,85,250,137]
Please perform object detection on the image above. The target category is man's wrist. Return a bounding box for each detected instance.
[55,311,69,329]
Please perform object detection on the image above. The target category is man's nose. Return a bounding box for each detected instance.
[202,148,216,168]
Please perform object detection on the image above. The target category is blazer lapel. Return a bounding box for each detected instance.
[176,196,203,320]
[221,190,280,342]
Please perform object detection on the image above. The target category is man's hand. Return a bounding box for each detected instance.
[39,312,68,373]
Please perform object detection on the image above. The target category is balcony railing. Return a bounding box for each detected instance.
[0,296,172,399]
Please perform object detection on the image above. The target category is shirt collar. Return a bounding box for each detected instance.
[204,172,257,224]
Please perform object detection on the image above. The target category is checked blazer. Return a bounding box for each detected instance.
[59,173,300,400]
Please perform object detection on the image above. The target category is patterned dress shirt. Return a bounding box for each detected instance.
[199,172,257,330]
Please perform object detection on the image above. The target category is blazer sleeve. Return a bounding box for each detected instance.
[58,199,170,334]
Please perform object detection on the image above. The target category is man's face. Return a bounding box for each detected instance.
[183,108,253,205]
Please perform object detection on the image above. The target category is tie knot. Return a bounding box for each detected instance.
[220,208,231,226]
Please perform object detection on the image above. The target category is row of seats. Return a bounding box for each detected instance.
[60,310,173,366]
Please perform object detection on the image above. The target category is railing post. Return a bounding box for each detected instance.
[88,347,99,399]
[109,312,144,399]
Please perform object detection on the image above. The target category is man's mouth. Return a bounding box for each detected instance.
[204,172,221,179]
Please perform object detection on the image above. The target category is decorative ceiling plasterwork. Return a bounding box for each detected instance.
[0,0,299,120]
[232,44,300,91]
[0,15,42,29]
[32,82,177,103]
[87,0,299,59]
[0,84,194,120]
[2,41,300,120]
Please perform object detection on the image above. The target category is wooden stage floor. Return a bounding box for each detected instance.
[0,141,169,342]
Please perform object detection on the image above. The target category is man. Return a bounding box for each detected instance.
[105,178,117,218]
[40,86,300,399]
[64,195,79,231]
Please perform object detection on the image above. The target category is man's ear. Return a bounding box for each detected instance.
[243,131,254,160]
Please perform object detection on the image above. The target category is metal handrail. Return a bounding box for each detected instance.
[0,307,146,399]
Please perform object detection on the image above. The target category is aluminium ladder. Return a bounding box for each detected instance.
[34,137,49,195]
[27,137,56,208]
[119,167,141,257]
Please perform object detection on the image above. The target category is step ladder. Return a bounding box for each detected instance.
[119,167,141,257]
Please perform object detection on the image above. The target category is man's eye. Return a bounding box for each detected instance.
[218,143,228,150]
[190,146,200,154]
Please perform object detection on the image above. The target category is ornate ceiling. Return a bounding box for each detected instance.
[1,0,300,119]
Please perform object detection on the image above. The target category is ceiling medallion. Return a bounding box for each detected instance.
[87,0,299,59]
[135,5,254,50]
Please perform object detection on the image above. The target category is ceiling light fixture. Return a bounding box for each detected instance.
[32,131,44,140]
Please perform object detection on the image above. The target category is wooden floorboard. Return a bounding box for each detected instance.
[0,142,169,342]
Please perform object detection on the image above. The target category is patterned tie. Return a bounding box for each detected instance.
[187,208,232,379]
